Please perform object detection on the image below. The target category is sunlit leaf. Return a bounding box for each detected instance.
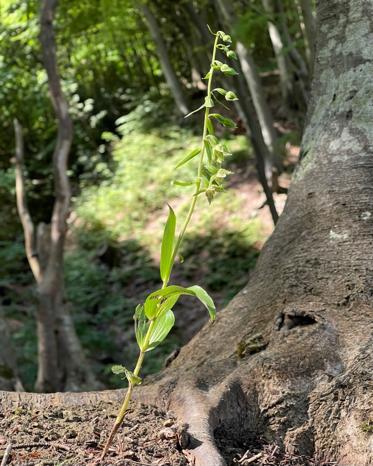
[160,205,176,284]
[147,310,175,351]
[175,148,201,169]
[173,180,194,187]
[187,285,216,321]
[111,365,142,385]
[213,87,227,96]
[209,113,237,128]
[206,117,214,135]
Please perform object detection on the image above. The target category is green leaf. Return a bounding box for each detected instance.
[187,285,216,321]
[160,205,176,284]
[204,95,214,108]
[158,294,180,314]
[203,70,212,80]
[175,148,201,169]
[147,310,175,351]
[209,113,237,128]
[111,364,126,375]
[173,180,194,187]
[225,91,238,101]
[184,103,205,118]
[134,305,148,350]
[111,365,142,386]
[147,285,195,301]
[204,138,213,163]
[144,297,158,320]
[206,117,214,135]
[213,87,227,96]
[220,64,238,76]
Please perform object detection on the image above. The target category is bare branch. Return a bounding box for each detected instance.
[40,0,73,269]
[13,119,42,282]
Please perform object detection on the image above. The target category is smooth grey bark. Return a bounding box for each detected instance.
[139,3,189,115]
[13,0,99,392]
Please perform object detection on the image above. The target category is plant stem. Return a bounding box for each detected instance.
[169,33,219,273]
[101,33,220,461]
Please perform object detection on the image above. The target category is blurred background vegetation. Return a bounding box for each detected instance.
[0,0,312,390]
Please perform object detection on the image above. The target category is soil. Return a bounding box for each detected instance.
[0,398,336,466]
[0,400,186,466]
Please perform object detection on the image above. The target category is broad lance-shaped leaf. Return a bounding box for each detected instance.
[175,148,201,169]
[144,284,216,321]
[160,205,176,284]
[134,304,148,350]
[147,310,175,351]
[187,285,216,321]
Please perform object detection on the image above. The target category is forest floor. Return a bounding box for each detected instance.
[0,388,337,466]
[0,397,334,466]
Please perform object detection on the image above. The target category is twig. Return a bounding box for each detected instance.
[1,442,70,452]
[237,451,263,464]
[1,443,12,466]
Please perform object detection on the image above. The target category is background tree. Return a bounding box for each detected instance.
[13,0,98,392]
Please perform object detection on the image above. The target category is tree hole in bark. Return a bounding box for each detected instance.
[276,311,317,331]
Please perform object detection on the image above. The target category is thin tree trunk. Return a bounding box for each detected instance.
[298,0,316,69]
[11,0,99,392]
[261,0,293,104]
[229,74,279,224]
[275,0,309,82]
[216,0,281,174]
[139,3,189,115]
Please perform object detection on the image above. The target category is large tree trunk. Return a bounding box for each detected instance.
[3,1,372,465]
[139,3,189,115]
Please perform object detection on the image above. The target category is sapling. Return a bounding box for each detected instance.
[101,28,239,460]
